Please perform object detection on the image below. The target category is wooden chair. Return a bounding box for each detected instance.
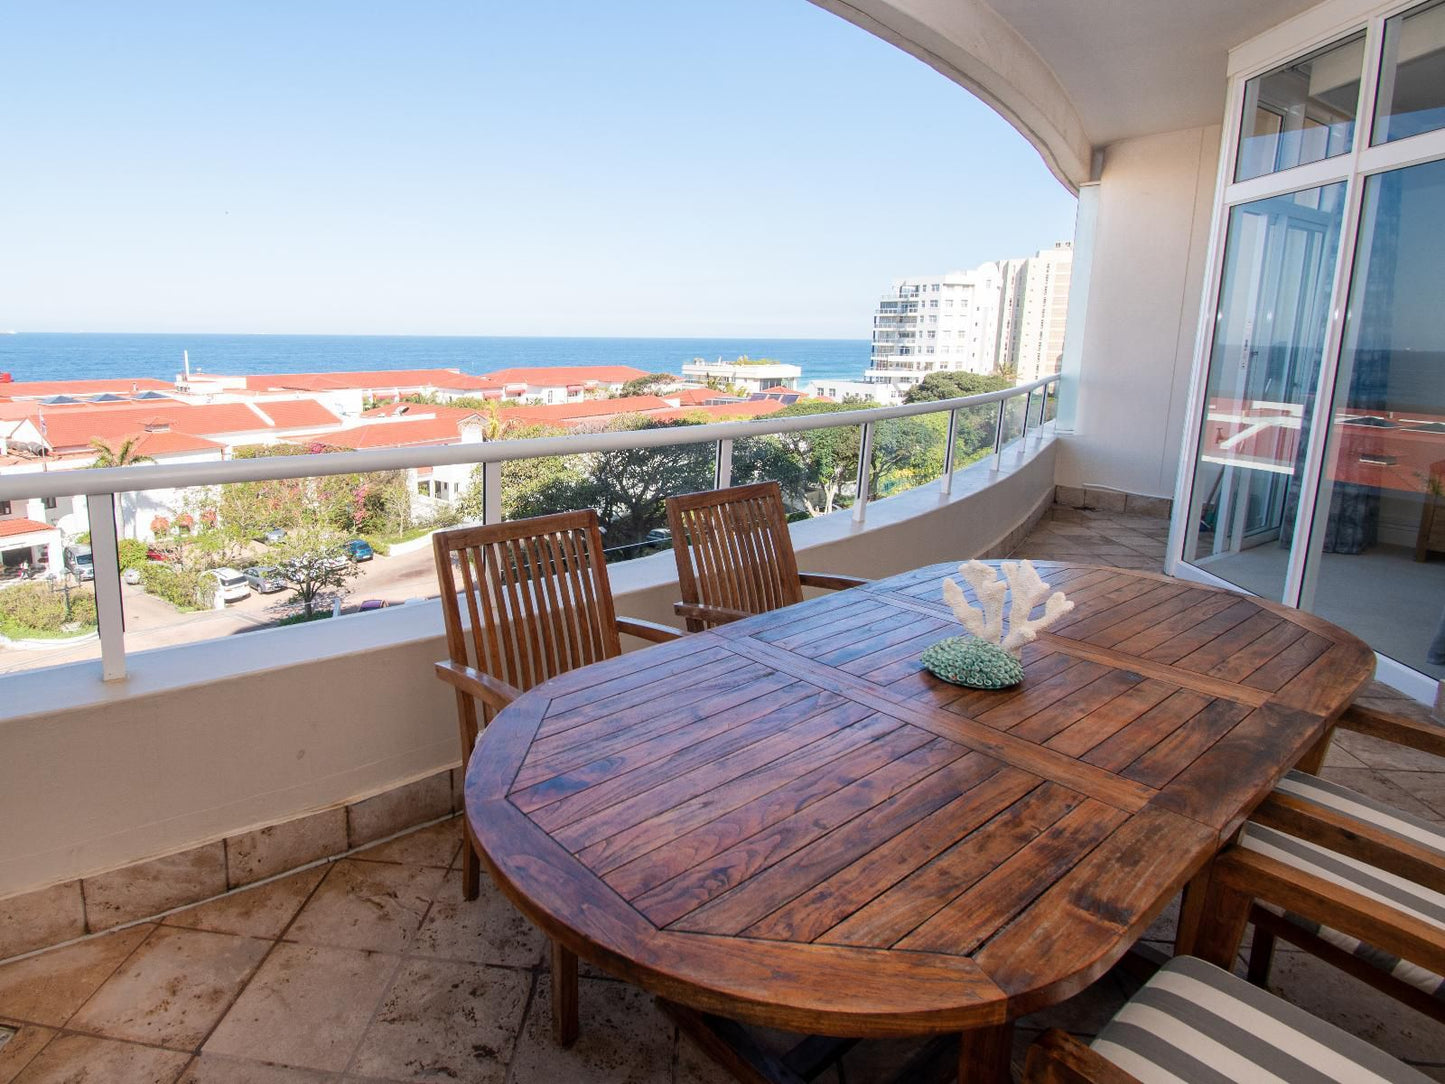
[665,481,867,631]
[1023,955,1429,1082]
[1182,685,1445,1024]
[431,509,681,1044]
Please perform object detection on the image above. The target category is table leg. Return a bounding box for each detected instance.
[957,1021,1013,1083]
[551,940,579,1047]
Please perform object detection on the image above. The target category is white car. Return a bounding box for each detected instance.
[206,567,251,604]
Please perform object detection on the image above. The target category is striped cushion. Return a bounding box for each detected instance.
[1092,955,1429,1083]
[1246,770,1445,998]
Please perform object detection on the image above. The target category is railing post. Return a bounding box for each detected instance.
[940,408,960,495]
[992,399,1007,472]
[86,492,126,682]
[853,422,875,524]
[482,461,502,525]
[715,439,733,491]
[1019,391,1031,451]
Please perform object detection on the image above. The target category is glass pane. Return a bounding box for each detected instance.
[733,422,862,518]
[501,440,713,563]
[0,490,102,674]
[867,414,947,500]
[1184,183,1348,599]
[951,403,1002,469]
[1373,0,1445,145]
[1302,159,1445,678]
[1000,395,1027,449]
[1236,34,1364,182]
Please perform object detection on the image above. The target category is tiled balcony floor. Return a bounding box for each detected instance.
[2,507,1443,1082]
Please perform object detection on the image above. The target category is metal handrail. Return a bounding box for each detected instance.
[0,375,1057,502]
[0,374,1058,682]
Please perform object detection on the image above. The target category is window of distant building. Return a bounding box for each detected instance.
[42,497,57,510]
[0,501,10,515]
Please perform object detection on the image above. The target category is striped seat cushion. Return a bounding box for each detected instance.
[1244,769,1445,998]
[1092,955,1429,1083]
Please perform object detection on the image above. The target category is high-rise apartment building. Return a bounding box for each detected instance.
[865,243,1073,390]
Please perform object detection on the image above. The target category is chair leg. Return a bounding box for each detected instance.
[551,940,580,1047]
[1247,924,1277,987]
[461,830,481,902]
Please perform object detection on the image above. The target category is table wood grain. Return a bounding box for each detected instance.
[465,562,1375,1047]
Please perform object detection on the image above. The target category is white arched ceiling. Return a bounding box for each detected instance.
[811,0,1324,192]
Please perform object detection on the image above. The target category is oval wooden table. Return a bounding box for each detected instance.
[464,562,1375,1082]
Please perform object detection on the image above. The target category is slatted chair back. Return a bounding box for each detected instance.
[667,481,804,627]
[433,509,621,749]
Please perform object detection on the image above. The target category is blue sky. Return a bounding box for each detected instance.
[0,2,1077,339]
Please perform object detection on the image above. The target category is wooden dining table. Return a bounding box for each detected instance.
[464,561,1376,1082]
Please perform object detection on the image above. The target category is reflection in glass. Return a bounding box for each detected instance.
[1184,183,1347,599]
[868,414,947,500]
[1373,0,1445,144]
[732,424,860,518]
[1303,159,1445,677]
[1236,35,1364,181]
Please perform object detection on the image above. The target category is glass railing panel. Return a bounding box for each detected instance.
[951,403,1003,470]
[732,424,862,519]
[868,414,948,499]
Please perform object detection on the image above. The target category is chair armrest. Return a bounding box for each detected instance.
[1339,700,1445,760]
[434,660,521,715]
[1254,790,1445,894]
[615,616,684,643]
[1214,846,1445,978]
[798,571,868,591]
[1023,1029,1142,1084]
[673,601,752,626]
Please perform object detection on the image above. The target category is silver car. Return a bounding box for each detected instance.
[242,565,287,593]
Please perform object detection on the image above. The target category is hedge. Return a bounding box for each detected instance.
[0,583,98,638]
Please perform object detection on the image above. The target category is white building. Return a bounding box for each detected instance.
[679,358,802,394]
[803,377,902,405]
[866,244,1074,391]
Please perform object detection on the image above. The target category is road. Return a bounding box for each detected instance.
[0,541,442,675]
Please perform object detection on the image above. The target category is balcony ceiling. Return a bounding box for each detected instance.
[812,0,1322,188]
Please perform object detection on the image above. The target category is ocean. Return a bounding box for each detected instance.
[0,333,872,388]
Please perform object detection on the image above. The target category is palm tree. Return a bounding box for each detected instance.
[89,437,155,469]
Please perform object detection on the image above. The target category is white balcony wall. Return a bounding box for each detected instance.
[1056,124,1222,499]
[0,439,1055,898]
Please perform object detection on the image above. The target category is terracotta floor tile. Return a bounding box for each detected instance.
[9,1032,189,1083]
[352,818,462,870]
[163,869,326,941]
[0,1021,55,1084]
[68,927,270,1050]
[177,1052,336,1083]
[203,943,397,1073]
[408,871,545,970]
[1334,729,1445,773]
[349,959,529,1082]
[284,862,442,954]
[0,926,153,1028]
[505,976,675,1084]
[1319,767,1442,820]
[1383,771,1445,822]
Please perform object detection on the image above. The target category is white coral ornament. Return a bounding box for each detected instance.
[941,559,1074,659]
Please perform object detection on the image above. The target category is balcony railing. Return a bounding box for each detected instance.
[0,376,1057,683]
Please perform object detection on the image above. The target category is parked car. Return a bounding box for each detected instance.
[145,546,171,563]
[63,545,94,582]
[242,565,287,593]
[205,567,251,604]
[345,539,375,562]
[357,599,391,612]
[259,527,287,544]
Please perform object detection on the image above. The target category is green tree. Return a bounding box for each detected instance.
[615,373,677,398]
[271,524,360,618]
[89,437,156,469]
[902,370,1013,404]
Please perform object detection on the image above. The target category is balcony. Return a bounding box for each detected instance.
[1,505,1441,1082]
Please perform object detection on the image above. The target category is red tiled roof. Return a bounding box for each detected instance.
[314,416,477,450]
[242,369,502,393]
[0,517,56,538]
[127,431,225,455]
[33,404,273,450]
[485,366,649,387]
[251,399,343,429]
[651,400,788,424]
[0,378,172,399]
[669,388,743,406]
[499,396,670,427]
